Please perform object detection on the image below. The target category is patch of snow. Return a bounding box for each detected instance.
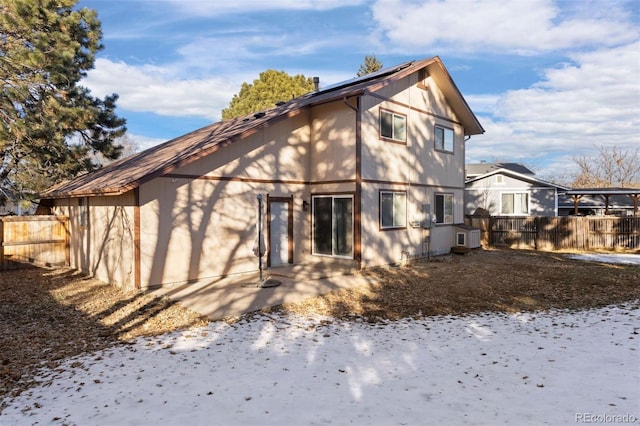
[566,253,640,265]
[1,304,639,425]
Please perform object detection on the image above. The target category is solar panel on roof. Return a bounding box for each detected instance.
[311,60,415,95]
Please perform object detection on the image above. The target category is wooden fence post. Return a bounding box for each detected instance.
[0,219,4,269]
[63,216,70,267]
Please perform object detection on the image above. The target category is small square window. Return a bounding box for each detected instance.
[380,110,406,142]
[435,126,454,152]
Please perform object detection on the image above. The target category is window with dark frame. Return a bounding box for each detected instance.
[312,195,353,258]
[435,193,453,224]
[435,125,454,152]
[380,191,407,229]
[380,109,406,142]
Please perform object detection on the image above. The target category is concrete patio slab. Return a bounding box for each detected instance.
[148,265,374,320]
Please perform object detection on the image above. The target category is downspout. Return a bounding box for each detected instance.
[133,187,141,289]
[344,96,362,269]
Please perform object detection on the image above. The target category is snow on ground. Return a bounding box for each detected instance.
[566,253,640,265]
[1,303,639,426]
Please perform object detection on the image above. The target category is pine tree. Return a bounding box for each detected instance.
[222,70,315,120]
[357,55,383,77]
[0,0,126,201]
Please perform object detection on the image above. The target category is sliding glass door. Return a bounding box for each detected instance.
[312,195,353,258]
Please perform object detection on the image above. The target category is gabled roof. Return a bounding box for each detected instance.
[465,167,570,190]
[42,57,484,199]
[466,162,534,178]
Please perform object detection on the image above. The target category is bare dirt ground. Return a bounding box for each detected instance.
[1,248,639,407]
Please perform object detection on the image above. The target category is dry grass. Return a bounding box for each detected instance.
[0,268,208,407]
[1,248,639,408]
[272,248,640,320]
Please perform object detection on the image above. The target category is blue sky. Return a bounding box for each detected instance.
[79,0,639,179]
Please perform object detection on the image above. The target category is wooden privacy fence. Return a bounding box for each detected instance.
[0,216,69,270]
[465,216,640,251]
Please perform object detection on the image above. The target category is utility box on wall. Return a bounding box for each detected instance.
[411,204,432,228]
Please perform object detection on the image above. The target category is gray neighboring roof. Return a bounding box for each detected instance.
[557,193,637,208]
[42,56,484,199]
[466,162,535,177]
[558,188,640,209]
[465,167,569,190]
[563,188,640,196]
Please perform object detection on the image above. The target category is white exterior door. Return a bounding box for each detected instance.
[269,201,290,266]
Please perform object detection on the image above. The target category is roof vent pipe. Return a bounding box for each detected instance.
[313,77,319,91]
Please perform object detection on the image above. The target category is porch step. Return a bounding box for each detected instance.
[269,263,359,280]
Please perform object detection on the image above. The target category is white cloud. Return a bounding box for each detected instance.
[464,94,500,115]
[83,59,237,121]
[175,35,343,75]
[467,41,640,172]
[127,133,169,152]
[162,0,368,16]
[371,0,638,54]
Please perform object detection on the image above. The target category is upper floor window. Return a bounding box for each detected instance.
[380,191,407,229]
[435,125,454,153]
[501,192,528,215]
[435,193,454,224]
[380,109,406,143]
[495,175,504,184]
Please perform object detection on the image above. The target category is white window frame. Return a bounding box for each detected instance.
[435,125,454,153]
[495,175,504,185]
[380,109,407,143]
[380,191,407,229]
[500,192,529,215]
[435,193,454,224]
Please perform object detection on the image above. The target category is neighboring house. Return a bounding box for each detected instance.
[558,188,640,217]
[39,57,484,290]
[465,162,569,216]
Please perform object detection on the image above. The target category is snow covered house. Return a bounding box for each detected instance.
[39,57,484,290]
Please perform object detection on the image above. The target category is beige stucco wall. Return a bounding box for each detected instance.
[136,112,318,288]
[359,183,466,267]
[309,101,356,183]
[53,193,136,288]
[139,178,308,287]
[360,74,465,188]
[357,72,467,267]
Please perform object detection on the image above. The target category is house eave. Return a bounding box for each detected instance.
[465,169,570,190]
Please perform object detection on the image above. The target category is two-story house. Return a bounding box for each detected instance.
[39,57,484,290]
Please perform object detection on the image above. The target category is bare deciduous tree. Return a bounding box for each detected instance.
[572,145,640,188]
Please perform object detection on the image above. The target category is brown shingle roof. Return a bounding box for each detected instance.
[42,57,483,199]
